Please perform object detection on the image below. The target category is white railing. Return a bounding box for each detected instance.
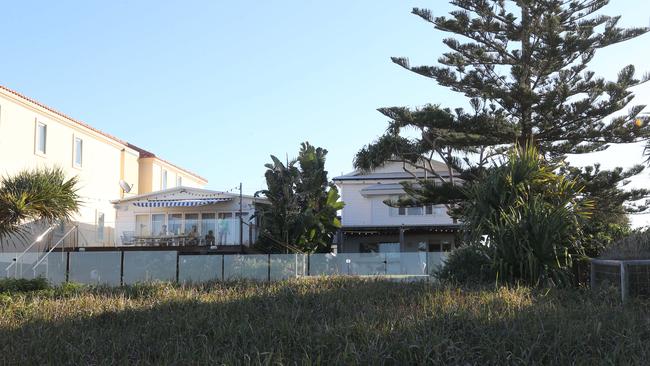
[31,226,77,277]
[5,224,57,278]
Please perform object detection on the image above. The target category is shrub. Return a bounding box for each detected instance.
[437,245,494,283]
[599,230,650,260]
[0,277,50,293]
[461,144,592,286]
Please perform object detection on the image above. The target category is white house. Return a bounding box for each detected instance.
[112,187,267,249]
[333,161,460,253]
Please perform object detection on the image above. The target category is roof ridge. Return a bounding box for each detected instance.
[0,85,129,146]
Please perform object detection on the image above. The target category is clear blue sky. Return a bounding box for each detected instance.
[2,1,649,195]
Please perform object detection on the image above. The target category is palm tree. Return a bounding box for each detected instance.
[0,167,80,242]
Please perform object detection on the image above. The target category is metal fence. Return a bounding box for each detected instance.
[591,259,650,302]
[2,251,449,286]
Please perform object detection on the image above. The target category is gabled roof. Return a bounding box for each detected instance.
[0,85,129,147]
[111,186,267,204]
[333,160,458,182]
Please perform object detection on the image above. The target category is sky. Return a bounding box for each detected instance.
[2,1,650,221]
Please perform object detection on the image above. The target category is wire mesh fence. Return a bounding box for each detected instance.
[591,259,650,302]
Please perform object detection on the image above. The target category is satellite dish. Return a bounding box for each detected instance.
[119,179,132,193]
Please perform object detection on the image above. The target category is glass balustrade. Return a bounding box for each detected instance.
[179,255,222,283]
[123,251,176,284]
[69,252,121,286]
[2,249,449,284]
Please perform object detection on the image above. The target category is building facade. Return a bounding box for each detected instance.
[112,187,265,248]
[333,161,460,253]
[0,85,206,248]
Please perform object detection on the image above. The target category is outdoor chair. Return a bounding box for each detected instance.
[121,231,135,246]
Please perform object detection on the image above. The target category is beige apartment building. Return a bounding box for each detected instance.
[0,85,207,248]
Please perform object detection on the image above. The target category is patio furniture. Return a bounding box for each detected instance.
[121,231,135,246]
[133,234,189,247]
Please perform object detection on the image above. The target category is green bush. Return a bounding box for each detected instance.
[461,144,591,286]
[0,277,50,293]
[437,245,494,283]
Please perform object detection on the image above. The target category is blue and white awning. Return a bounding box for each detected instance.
[132,198,231,208]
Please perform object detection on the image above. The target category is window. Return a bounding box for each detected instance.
[235,211,249,218]
[162,170,168,189]
[201,213,217,239]
[378,243,400,253]
[360,243,379,253]
[176,176,182,187]
[394,204,443,216]
[36,122,47,155]
[152,214,165,236]
[407,206,423,216]
[428,241,453,252]
[185,213,199,234]
[73,136,83,167]
[135,215,149,236]
[168,214,182,235]
[218,212,233,219]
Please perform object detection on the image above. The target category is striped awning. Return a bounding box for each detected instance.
[132,198,231,207]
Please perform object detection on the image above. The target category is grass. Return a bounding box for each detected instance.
[1,278,649,365]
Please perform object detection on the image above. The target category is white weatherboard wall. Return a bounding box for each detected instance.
[339,183,372,226]
[339,181,454,227]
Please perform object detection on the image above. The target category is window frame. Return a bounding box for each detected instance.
[151,213,166,236]
[200,213,217,238]
[35,120,48,156]
[161,169,168,190]
[135,214,150,236]
[167,213,183,235]
[184,213,200,235]
[73,135,83,168]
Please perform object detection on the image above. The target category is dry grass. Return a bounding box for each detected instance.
[1,278,649,365]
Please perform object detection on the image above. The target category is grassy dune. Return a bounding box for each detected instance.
[0,278,649,365]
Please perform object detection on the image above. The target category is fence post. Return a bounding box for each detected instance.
[175,252,180,284]
[267,254,271,282]
[426,251,430,283]
[620,261,629,303]
[65,251,70,283]
[590,260,596,289]
[221,255,225,281]
[120,251,125,286]
[307,253,311,277]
